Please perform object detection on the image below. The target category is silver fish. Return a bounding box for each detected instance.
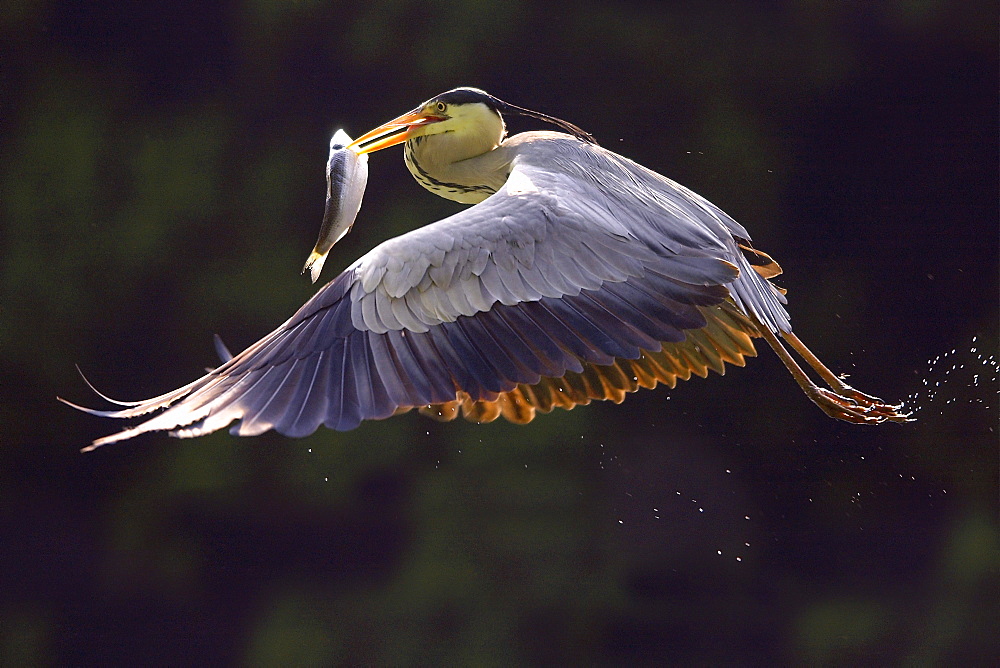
[302,129,369,283]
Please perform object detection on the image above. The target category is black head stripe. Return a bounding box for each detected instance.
[494,99,598,145]
[428,88,597,145]
[431,87,498,109]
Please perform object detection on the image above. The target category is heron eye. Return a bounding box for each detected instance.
[435,101,447,113]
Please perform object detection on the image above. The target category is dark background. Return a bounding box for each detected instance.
[2,1,997,664]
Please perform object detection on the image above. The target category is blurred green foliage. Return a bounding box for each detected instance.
[1,0,996,664]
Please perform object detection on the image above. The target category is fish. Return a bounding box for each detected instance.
[302,129,369,283]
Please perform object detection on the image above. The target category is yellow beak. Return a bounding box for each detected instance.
[348,109,446,154]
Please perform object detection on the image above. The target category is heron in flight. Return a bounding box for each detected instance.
[66,87,910,450]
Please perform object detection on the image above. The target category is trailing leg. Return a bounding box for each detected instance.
[750,317,911,424]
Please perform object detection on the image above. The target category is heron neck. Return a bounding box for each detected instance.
[404,135,513,204]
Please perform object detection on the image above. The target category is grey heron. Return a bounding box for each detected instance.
[65,87,910,450]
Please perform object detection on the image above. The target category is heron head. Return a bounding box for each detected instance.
[349,87,595,159]
[349,88,506,159]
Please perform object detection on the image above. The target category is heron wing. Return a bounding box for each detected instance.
[76,140,787,448]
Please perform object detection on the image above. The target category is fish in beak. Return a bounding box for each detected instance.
[303,109,447,283]
[302,129,369,283]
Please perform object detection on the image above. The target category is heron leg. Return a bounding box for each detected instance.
[781,331,891,404]
[780,330,911,422]
[753,323,882,424]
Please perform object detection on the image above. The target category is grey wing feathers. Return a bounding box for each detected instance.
[74,138,788,447]
[350,155,753,334]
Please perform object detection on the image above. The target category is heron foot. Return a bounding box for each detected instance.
[808,386,913,424]
[838,383,913,422]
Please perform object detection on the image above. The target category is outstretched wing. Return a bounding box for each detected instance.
[69,137,788,449]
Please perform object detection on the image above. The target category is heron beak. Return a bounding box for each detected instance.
[348,109,445,154]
